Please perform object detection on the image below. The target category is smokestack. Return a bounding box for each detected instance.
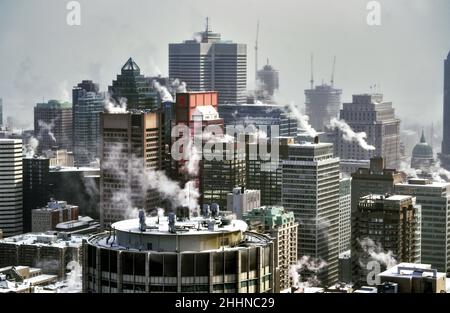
[313,136,319,144]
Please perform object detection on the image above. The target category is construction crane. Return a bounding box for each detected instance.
[255,20,260,84]
[331,55,336,87]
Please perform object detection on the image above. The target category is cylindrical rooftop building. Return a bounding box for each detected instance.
[83,213,275,293]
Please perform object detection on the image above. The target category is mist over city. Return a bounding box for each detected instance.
[0,0,450,301]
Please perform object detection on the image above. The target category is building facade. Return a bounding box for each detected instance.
[227,187,261,219]
[305,83,342,132]
[23,157,50,233]
[339,177,351,254]
[352,194,421,286]
[243,206,298,292]
[169,24,247,105]
[439,51,450,170]
[282,140,340,286]
[73,80,105,166]
[336,94,401,169]
[108,58,159,110]
[31,200,79,233]
[34,100,73,153]
[83,214,274,293]
[100,111,166,226]
[395,179,450,275]
[0,139,23,237]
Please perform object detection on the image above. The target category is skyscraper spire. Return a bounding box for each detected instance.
[310,53,314,89]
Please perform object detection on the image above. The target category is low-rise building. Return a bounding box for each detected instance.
[227,187,261,219]
[32,200,79,233]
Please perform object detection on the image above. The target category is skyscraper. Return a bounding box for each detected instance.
[109,58,159,110]
[0,139,23,237]
[243,206,298,292]
[439,51,450,170]
[22,156,50,233]
[339,177,351,254]
[100,111,166,226]
[305,83,342,132]
[352,194,421,286]
[34,100,73,153]
[0,98,3,128]
[169,20,247,104]
[72,80,105,166]
[337,94,401,169]
[395,178,450,275]
[282,140,340,286]
[256,59,279,101]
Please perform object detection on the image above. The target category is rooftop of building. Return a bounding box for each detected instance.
[112,215,248,237]
[378,263,446,280]
[49,166,100,172]
[396,178,449,188]
[33,200,77,212]
[36,100,72,109]
[0,232,86,248]
[360,194,412,202]
[0,138,22,144]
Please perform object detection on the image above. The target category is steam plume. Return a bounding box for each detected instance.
[284,102,317,137]
[330,118,375,150]
[289,256,328,289]
[152,80,174,102]
[104,95,127,113]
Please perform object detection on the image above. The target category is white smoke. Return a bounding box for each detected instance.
[102,143,200,218]
[38,120,56,143]
[358,237,398,269]
[284,102,317,138]
[289,256,328,290]
[104,95,127,113]
[399,158,450,183]
[152,80,174,102]
[181,139,201,177]
[57,260,82,293]
[171,79,187,93]
[24,136,39,157]
[330,118,376,151]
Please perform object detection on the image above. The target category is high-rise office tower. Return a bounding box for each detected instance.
[243,206,298,292]
[72,80,105,166]
[282,140,340,286]
[34,100,73,152]
[100,111,165,226]
[246,137,293,206]
[395,178,450,275]
[337,94,401,169]
[351,157,405,213]
[440,51,450,170]
[0,98,3,128]
[256,59,279,101]
[201,140,246,208]
[22,156,50,233]
[109,58,159,110]
[339,177,351,254]
[0,139,23,237]
[305,84,342,132]
[352,194,421,286]
[169,20,247,104]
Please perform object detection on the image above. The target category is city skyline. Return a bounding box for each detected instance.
[0,0,449,131]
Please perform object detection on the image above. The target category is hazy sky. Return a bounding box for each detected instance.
[0,0,449,132]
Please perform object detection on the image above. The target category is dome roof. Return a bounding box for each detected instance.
[412,130,433,158]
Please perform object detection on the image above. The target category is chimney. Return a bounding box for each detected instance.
[313,136,319,144]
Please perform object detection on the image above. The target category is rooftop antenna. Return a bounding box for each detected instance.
[206,17,209,32]
[255,20,260,84]
[330,55,336,87]
[310,53,314,89]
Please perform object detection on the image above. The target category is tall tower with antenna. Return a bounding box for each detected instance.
[255,20,260,84]
[305,55,342,131]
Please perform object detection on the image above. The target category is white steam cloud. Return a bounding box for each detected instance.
[57,260,82,293]
[152,80,174,103]
[330,118,376,151]
[171,78,187,93]
[289,256,328,290]
[358,237,398,269]
[284,102,317,138]
[38,120,56,143]
[24,136,39,157]
[104,95,127,113]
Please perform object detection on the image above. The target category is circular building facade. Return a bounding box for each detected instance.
[82,214,274,293]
